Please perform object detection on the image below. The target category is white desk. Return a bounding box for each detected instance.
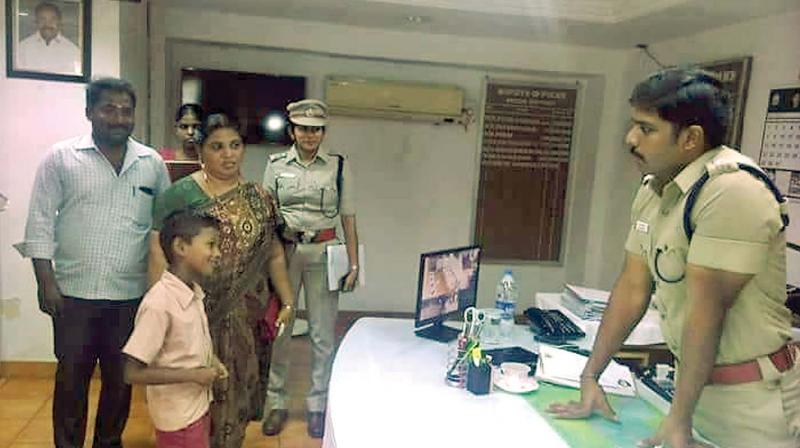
[322,317,570,448]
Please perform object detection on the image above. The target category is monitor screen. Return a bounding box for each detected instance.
[414,245,481,329]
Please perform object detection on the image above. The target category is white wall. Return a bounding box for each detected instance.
[119,1,149,142]
[581,50,646,290]
[156,9,633,314]
[0,1,120,361]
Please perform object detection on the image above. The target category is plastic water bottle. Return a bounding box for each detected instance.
[495,269,518,343]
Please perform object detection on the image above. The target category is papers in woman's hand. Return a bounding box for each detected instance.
[535,345,636,397]
[326,244,366,291]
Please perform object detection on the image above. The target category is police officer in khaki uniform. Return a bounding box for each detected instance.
[261,99,359,439]
[548,68,799,448]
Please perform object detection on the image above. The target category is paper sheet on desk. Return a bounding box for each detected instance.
[562,284,610,320]
[623,307,664,345]
[564,284,610,303]
[535,345,636,397]
[326,244,366,291]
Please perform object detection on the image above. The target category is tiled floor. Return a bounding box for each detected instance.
[0,335,326,448]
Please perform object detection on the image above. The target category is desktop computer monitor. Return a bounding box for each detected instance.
[414,245,481,342]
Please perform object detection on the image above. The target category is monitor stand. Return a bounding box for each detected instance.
[415,322,461,342]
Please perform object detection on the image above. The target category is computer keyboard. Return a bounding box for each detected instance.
[524,307,586,344]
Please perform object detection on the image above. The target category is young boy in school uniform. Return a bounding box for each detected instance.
[123,210,228,447]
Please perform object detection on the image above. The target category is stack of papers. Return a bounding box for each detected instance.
[535,345,637,397]
[326,244,366,291]
[551,285,665,346]
[561,284,610,320]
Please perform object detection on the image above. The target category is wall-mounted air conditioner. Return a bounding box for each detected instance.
[324,76,465,123]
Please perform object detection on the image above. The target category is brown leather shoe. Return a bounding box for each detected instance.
[262,409,289,436]
[307,411,325,438]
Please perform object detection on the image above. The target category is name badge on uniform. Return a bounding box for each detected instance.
[635,220,649,233]
[277,172,297,179]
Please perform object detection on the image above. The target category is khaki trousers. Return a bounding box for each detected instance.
[693,345,800,448]
[266,241,339,412]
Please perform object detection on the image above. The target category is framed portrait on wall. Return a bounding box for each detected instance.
[696,56,752,149]
[5,0,91,82]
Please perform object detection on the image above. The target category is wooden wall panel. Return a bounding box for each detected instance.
[475,81,577,262]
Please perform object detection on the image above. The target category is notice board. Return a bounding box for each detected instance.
[475,80,578,262]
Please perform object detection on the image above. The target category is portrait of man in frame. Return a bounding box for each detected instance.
[6,0,91,82]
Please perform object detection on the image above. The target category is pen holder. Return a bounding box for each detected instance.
[445,335,468,388]
[466,360,492,395]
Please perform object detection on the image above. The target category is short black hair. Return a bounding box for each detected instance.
[175,103,204,123]
[34,2,61,19]
[86,77,137,110]
[198,112,240,145]
[629,67,731,149]
[159,210,219,265]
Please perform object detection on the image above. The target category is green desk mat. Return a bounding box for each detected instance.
[520,383,665,448]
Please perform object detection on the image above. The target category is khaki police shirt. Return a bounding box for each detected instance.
[624,146,791,365]
[262,145,355,232]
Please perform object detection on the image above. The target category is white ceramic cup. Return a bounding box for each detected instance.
[499,362,531,386]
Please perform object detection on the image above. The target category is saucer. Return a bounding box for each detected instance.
[493,374,539,394]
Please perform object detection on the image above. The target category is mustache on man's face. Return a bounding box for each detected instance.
[629,146,645,161]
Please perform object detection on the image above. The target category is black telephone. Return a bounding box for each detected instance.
[524,307,586,344]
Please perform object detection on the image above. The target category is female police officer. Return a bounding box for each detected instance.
[261,99,360,439]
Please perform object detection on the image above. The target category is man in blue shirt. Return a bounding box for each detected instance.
[15,78,170,447]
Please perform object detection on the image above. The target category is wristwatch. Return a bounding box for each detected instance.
[350,264,359,272]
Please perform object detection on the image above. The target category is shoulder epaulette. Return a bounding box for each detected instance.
[269,152,288,162]
[683,162,788,241]
[705,159,740,178]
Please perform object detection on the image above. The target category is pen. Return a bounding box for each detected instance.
[446,340,477,377]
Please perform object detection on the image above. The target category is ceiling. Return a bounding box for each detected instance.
[165,0,799,48]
